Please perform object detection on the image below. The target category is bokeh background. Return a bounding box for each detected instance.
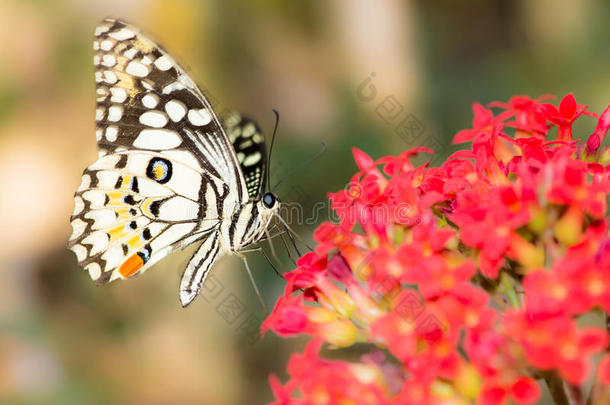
[1,0,610,404]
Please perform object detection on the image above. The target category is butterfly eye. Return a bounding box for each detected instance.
[263,193,276,208]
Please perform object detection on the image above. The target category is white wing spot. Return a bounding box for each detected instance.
[105,126,118,142]
[108,106,123,122]
[70,218,87,241]
[95,129,102,141]
[93,55,100,66]
[82,232,109,256]
[126,61,149,77]
[133,129,182,150]
[165,100,186,122]
[73,196,85,215]
[141,80,153,90]
[141,56,153,65]
[124,47,137,59]
[70,220,87,244]
[100,40,114,51]
[96,87,108,96]
[142,94,159,109]
[85,209,116,229]
[154,55,173,71]
[103,70,118,84]
[82,190,106,206]
[95,25,110,36]
[71,244,87,261]
[139,111,168,128]
[109,28,135,41]
[162,81,185,94]
[78,174,91,191]
[243,152,262,167]
[102,54,116,67]
[86,263,102,281]
[93,41,100,50]
[95,108,104,121]
[188,109,212,126]
[110,87,127,103]
[95,71,102,83]
[101,246,124,271]
[243,123,256,137]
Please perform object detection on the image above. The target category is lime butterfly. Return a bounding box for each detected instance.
[68,18,280,307]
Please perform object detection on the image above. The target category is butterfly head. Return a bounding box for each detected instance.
[262,192,279,210]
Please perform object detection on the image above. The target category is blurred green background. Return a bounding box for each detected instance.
[1,0,610,404]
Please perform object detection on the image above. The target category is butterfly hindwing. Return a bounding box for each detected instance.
[68,151,216,283]
[225,112,268,199]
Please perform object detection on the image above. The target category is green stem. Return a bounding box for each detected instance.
[498,272,520,309]
[543,371,581,405]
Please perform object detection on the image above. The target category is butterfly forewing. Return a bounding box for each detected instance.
[70,18,251,285]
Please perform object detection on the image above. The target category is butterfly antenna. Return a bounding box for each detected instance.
[272,141,327,193]
[266,109,280,192]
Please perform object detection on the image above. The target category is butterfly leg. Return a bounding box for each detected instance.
[179,232,221,307]
[236,251,268,315]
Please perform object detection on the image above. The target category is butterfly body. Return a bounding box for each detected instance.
[69,18,279,307]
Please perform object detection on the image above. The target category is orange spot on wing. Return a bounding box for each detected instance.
[119,254,143,278]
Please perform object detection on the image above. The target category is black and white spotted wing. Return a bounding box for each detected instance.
[68,18,280,306]
[225,112,268,199]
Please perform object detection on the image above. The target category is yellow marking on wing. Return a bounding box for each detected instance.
[133,37,155,53]
[115,55,128,70]
[116,207,134,221]
[119,175,132,191]
[152,162,165,180]
[115,71,137,97]
[140,197,160,218]
[126,234,145,251]
[108,225,129,242]
[106,191,126,206]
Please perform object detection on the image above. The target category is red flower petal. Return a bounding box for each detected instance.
[559,93,577,119]
[510,377,541,405]
[352,147,375,172]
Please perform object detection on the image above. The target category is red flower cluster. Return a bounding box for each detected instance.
[263,94,610,404]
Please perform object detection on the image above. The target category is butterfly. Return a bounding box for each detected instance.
[68,18,282,307]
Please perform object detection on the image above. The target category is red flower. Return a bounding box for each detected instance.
[490,94,551,138]
[587,105,610,154]
[453,102,512,144]
[504,312,607,384]
[265,93,610,404]
[540,93,595,141]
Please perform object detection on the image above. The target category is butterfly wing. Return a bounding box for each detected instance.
[68,151,219,283]
[69,18,247,284]
[225,112,268,200]
[93,18,248,199]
